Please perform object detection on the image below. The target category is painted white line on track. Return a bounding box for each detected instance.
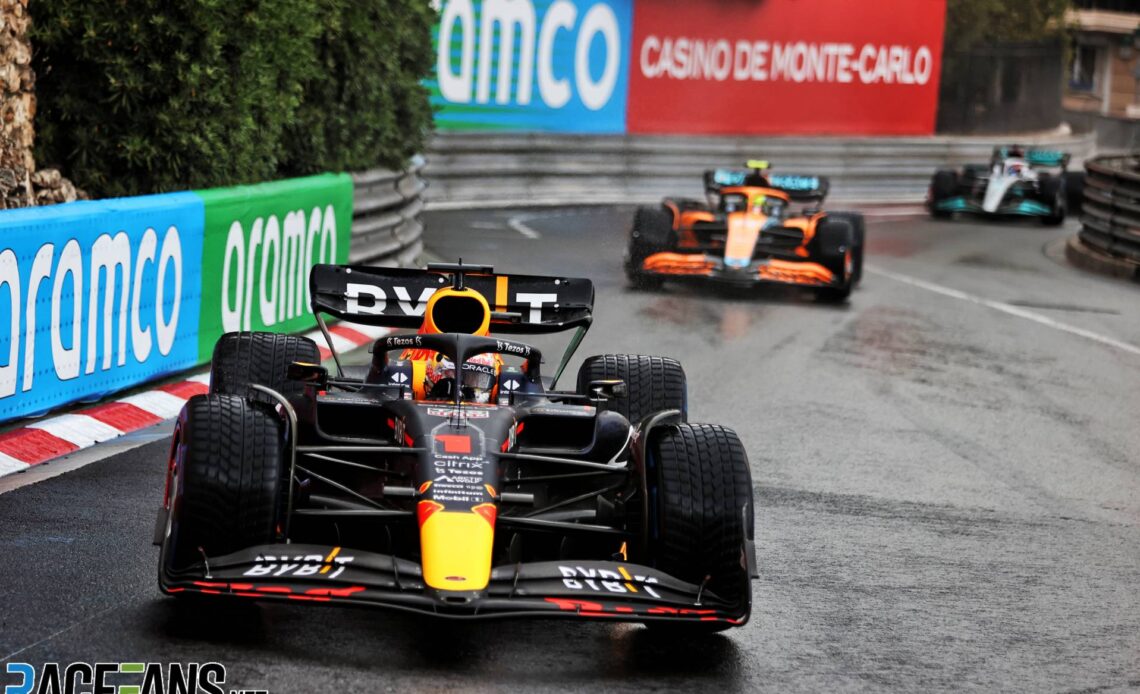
[507,215,542,239]
[867,264,1140,357]
[0,603,123,663]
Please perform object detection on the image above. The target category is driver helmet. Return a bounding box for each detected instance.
[425,352,500,403]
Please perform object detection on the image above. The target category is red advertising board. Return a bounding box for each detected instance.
[627,0,946,135]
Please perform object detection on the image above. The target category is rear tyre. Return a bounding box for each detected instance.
[210,331,321,402]
[1040,175,1066,226]
[162,394,285,573]
[577,354,687,424]
[930,169,958,219]
[810,216,855,303]
[626,206,676,290]
[646,423,754,632]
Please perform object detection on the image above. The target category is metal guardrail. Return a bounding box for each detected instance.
[1079,156,1140,266]
[349,155,426,265]
[423,132,1096,206]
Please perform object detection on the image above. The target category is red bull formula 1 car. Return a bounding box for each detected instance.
[626,161,865,302]
[157,262,756,631]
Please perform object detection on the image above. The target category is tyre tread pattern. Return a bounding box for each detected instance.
[577,354,687,423]
[210,331,320,402]
[173,394,283,567]
[653,423,753,602]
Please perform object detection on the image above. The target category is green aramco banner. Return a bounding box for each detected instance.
[195,173,353,359]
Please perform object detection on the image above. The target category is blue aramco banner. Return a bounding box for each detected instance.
[0,194,204,419]
[428,0,634,133]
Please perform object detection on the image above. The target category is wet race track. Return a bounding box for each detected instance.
[2,206,1139,693]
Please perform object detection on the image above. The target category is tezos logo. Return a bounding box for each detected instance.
[495,340,531,357]
[386,335,423,348]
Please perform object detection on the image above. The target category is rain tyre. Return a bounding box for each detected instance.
[647,423,754,633]
[163,394,285,573]
[626,206,676,290]
[577,354,687,424]
[210,331,321,403]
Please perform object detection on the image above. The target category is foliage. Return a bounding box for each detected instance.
[31,0,435,197]
[944,0,1072,53]
[281,0,437,176]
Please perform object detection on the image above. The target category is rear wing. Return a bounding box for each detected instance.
[1026,150,1070,168]
[309,264,594,334]
[703,168,830,203]
[768,174,830,202]
[993,145,1070,169]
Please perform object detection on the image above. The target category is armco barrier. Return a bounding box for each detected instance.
[1079,156,1140,266]
[350,155,426,265]
[422,132,1096,206]
[0,162,424,423]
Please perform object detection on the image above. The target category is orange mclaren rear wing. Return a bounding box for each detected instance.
[309,264,594,335]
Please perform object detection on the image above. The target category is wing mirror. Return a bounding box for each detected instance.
[287,361,328,389]
[588,379,627,400]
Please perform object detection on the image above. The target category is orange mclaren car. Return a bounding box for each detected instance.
[625,161,865,302]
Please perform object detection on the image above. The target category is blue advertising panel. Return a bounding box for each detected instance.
[0,193,204,420]
[429,0,633,133]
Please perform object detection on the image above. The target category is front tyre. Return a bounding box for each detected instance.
[161,394,286,576]
[647,423,754,632]
[810,216,855,303]
[626,206,675,290]
[827,212,865,286]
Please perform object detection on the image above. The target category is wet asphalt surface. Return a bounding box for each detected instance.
[1,206,1139,693]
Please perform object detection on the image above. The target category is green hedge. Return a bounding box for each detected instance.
[31,1,435,198]
[281,1,436,177]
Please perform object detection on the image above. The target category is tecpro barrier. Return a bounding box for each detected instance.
[429,0,946,136]
[0,166,424,423]
[1079,156,1140,266]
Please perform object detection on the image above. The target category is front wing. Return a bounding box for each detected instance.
[930,195,1053,217]
[637,252,838,288]
[160,543,750,626]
